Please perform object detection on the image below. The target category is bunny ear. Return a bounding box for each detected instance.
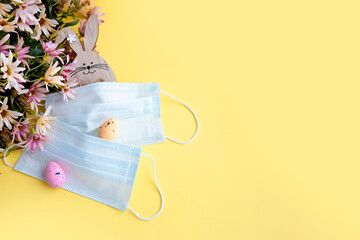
[55,28,83,54]
[83,15,99,51]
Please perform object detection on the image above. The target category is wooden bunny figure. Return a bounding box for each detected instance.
[55,15,116,86]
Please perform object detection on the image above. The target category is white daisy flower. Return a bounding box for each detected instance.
[32,6,58,40]
[0,97,23,130]
[44,61,65,90]
[0,51,26,92]
[35,105,55,134]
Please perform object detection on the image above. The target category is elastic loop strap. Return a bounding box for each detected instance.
[3,144,22,167]
[127,153,164,221]
[160,90,199,144]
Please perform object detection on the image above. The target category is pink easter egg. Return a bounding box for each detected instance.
[45,161,66,188]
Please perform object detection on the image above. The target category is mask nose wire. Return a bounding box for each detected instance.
[2,144,22,167]
[160,90,199,144]
[127,153,164,221]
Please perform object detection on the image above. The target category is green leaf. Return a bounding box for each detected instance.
[64,19,80,27]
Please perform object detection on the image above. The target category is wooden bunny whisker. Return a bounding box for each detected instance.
[55,15,116,87]
[91,69,108,72]
[91,63,108,67]
[91,65,109,69]
[71,66,87,72]
[91,66,109,71]
[70,68,87,77]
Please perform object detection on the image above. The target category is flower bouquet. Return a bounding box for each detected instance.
[0,0,104,154]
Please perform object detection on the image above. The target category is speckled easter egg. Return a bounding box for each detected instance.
[98,118,120,141]
[45,162,66,188]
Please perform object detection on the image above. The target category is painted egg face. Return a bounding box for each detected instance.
[98,118,120,141]
[45,161,66,188]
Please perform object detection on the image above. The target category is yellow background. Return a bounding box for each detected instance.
[1,0,360,239]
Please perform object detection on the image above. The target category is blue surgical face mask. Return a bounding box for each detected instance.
[46,82,160,105]
[45,82,199,147]
[4,120,163,221]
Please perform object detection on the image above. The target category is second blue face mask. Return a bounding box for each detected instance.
[5,119,163,221]
[45,82,199,147]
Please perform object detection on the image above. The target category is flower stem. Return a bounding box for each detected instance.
[24,60,46,78]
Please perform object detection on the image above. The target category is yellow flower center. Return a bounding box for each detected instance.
[0,109,8,119]
[5,67,12,76]
[39,18,45,27]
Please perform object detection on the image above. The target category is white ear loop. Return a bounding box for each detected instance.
[160,90,199,144]
[2,144,22,167]
[127,153,164,221]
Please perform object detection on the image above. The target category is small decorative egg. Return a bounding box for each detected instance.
[98,118,120,141]
[45,161,66,188]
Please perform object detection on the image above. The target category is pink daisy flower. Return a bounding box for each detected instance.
[11,119,30,143]
[26,80,47,111]
[60,55,76,79]
[78,10,104,35]
[0,34,15,55]
[22,133,48,154]
[15,35,34,69]
[61,80,78,101]
[78,19,86,35]
[41,41,64,63]
[89,6,105,24]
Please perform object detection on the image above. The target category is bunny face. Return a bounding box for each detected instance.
[70,51,115,86]
[55,15,116,87]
